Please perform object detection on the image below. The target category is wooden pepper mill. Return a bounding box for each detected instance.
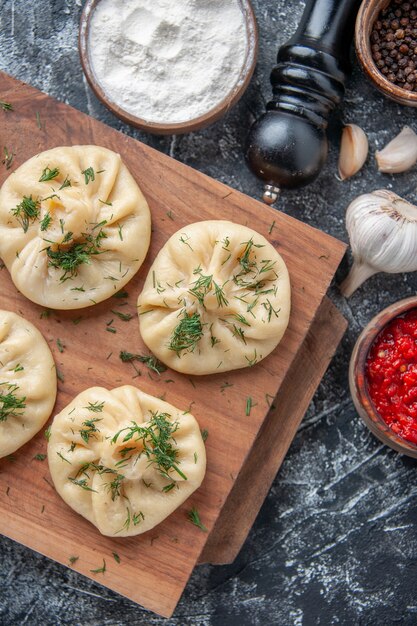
[246,0,362,204]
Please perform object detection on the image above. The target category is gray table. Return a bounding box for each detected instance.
[1,1,416,624]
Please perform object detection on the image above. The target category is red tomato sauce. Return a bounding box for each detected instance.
[366,308,417,445]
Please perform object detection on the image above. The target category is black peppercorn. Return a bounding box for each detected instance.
[371,0,417,91]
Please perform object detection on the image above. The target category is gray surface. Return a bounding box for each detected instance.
[0,1,417,625]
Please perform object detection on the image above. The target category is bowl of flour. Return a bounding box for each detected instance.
[79,0,258,134]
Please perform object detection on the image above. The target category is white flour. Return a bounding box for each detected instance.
[88,0,248,125]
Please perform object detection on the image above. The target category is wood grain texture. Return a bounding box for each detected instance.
[0,71,346,617]
[199,296,347,564]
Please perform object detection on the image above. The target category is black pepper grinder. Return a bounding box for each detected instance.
[246,0,362,204]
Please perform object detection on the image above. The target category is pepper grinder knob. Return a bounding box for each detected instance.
[246,0,362,200]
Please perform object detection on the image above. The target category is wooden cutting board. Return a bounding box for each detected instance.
[0,71,346,618]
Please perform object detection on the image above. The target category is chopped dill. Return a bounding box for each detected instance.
[214,281,229,307]
[2,146,14,170]
[201,429,209,441]
[111,309,132,322]
[112,411,187,483]
[79,417,102,443]
[82,166,95,184]
[45,228,107,282]
[0,383,26,422]
[90,559,106,574]
[11,195,40,232]
[39,212,52,231]
[69,555,79,565]
[56,338,65,353]
[119,351,167,375]
[168,311,204,356]
[85,401,105,413]
[33,453,46,461]
[59,175,71,189]
[0,101,12,111]
[187,506,207,532]
[39,166,59,182]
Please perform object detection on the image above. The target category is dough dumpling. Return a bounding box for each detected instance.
[0,146,151,309]
[0,310,57,458]
[137,220,291,374]
[47,386,206,537]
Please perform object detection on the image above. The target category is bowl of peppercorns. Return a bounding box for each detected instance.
[356,0,417,106]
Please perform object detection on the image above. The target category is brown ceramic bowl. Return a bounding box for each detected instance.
[355,0,417,107]
[349,296,417,458]
[79,0,258,135]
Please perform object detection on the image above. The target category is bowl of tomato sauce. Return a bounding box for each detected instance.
[350,297,417,458]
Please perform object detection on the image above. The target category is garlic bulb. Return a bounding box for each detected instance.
[376,126,417,174]
[338,124,368,180]
[340,190,417,297]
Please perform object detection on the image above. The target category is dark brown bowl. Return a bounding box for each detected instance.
[349,297,417,458]
[355,0,417,107]
[79,0,258,135]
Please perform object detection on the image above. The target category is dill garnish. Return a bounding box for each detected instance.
[59,175,71,189]
[111,309,132,322]
[90,559,106,574]
[187,506,207,532]
[201,429,209,441]
[246,397,255,416]
[2,146,14,170]
[0,101,12,111]
[11,195,40,232]
[168,311,204,356]
[79,417,102,444]
[179,233,193,251]
[33,453,46,461]
[112,552,120,564]
[82,167,95,184]
[0,383,26,422]
[68,477,97,491]
[214,281,229,307]
[69,556,79,565]
[85,401,105,413]
[39,166,59,182]
[45,228,107,282]
[39,212,52,231]
[112,411,187,483]
[56,338,65,353]
[119,351,167,375]
[268,220,276,235]
[44,426,51,441]
[189,272,212,307]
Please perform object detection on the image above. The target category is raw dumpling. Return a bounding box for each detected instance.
[47,385,206,537]
[137,220,291,374]
[0,310,57,458]
[0,145,151,309]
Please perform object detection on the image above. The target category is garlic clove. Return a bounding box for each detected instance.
[376,126,417,174]
[340,189,417,297]
[338,124,369,180]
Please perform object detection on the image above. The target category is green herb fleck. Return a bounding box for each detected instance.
[69,555,79,565]
[39,212,52,231]
[2,146,14,170]
[90,559,106,574]
[0,101,12,111]
[33,453,46,461]
[112,552,120,564]
[187,506,207,532]
[119,351,167,375]
[201,429,209,442]
[111,309,132,322]
[168,311,204,357]
[11,195,40,233]
[59,175,71,189]
[39,166,59,182]
[56,338,65,353]
[0,383,26,422]
[82,167,95,184]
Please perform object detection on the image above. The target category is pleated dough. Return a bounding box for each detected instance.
[0,145,151,309]
[137,220,291,374]
[0,310,57,458]
[47,386,206,537]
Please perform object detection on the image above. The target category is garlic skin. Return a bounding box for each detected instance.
[340,190,417,297]
[376,126,417,174]
[338,124,369,180]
